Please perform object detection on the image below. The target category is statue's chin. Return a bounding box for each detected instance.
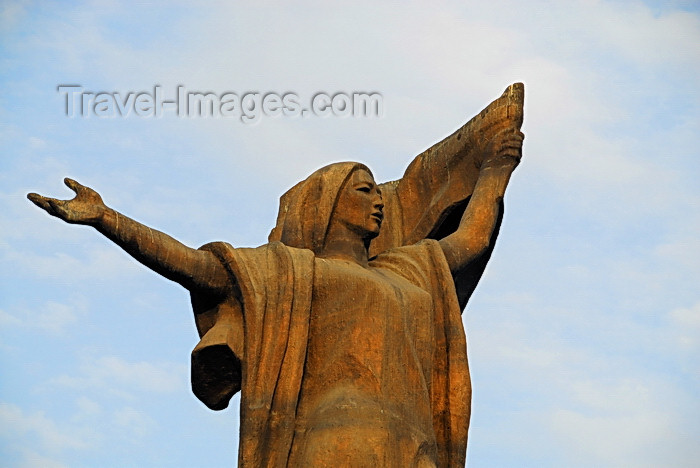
[364,228,380,241]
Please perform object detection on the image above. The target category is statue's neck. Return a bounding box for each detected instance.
[319,226,370,267]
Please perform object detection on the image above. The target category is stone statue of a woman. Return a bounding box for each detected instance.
[28,84,524,467]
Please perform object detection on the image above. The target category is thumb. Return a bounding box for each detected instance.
[64,177,85,194]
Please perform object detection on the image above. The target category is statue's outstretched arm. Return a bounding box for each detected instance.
[439,130,524,274]
[28,178,230,295]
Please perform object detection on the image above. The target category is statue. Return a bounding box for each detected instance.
[28,84,524,467]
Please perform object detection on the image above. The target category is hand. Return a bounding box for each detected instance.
[28,178,107,226]
[481,130,524,171]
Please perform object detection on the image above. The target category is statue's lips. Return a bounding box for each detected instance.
[371,212,383,222]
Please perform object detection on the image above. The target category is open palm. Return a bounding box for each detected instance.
[28,178,107,225]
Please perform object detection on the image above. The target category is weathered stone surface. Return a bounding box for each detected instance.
[28,84,524,467]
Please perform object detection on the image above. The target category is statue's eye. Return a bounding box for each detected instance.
[357,186,371,193]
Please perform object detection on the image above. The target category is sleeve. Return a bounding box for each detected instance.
[189,241,244,410]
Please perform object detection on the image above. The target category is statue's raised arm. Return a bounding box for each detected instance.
[370,82,524,309]
[27,178,230,296]
[438,129,523,273]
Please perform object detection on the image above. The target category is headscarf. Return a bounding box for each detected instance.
[268,162,371,254]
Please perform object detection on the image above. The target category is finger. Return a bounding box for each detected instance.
[502,137,524,150]
[505,131,523,141]
[27,193,52,211]
[64,177,84,195]
[500,138,522,149]
[491,129,522,147]
[27,193,64,216]
[47,198,69,218]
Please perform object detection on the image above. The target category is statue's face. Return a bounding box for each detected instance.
[331,169,384,240]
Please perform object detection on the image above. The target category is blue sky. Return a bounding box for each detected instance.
[1,1,698,467]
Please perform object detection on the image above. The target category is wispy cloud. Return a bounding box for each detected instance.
[47,355,186,396]
[0,298,85,336]
[0,402,89,452]
[14,451,70,468]
[113,406,156,439]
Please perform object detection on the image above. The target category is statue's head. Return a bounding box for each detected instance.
[328,167,383,241]
[268,162,383,254]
